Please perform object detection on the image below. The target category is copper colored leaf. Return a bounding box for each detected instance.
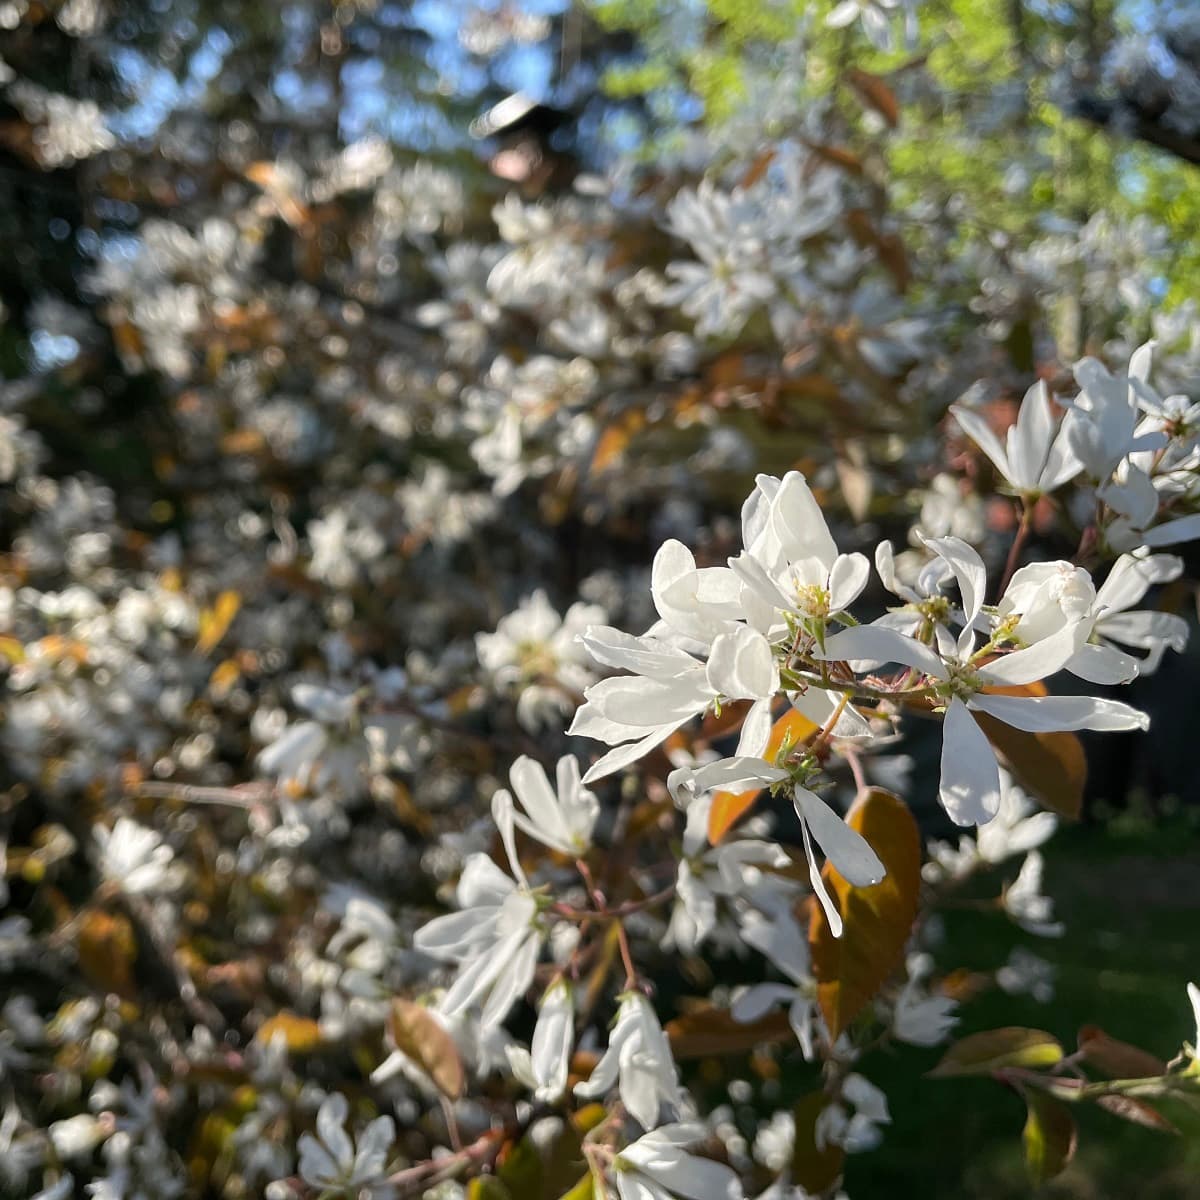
[808,789,921,1038]
[846,68,900,127]
[1023,1089,1077,1183]
[255,1011,324,1054]
[975,681,1085,819]
[1077,1025,1166,1080]
[707,709,818,844]
[78,910,137,998]
[791,1091,845,1194]
[196,590,242,655]
[802,141,865,175]
[666,1005,794,1059]
[930,1027,1063,1078]
[1094,1093,1178,1134]
[390,998,465,1099]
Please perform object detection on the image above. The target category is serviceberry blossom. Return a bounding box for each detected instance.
[498,754,599,857]
[951,380,1082,497]
[92,818,175,895]
[505,978,574,1104]
[819,535,1148,825]
[413,849,544,1031]
[576,993,683,1131]
[296,1093,395,1198]
[477,590,606,731]
[610,1123,742,1200]
[732,909,820,1059]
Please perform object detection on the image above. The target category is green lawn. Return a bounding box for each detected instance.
[849,806,1200,1198]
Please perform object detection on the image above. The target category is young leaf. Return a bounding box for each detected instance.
[1077,1025,1166,1080]
[666,1004,794,1059]
[1023,1089,1077,1183]
[255,1011,324,1054]
[1094,1093,1179,1134]
[846,68,901,127]
[930,1028,1063,1078]
[389,998,465,1099]
[808,789,921,1037]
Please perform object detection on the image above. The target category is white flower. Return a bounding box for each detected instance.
[997,559,1140,684]
[506,979,574,1104]
[1066,342,1167,478]
[891,981,958,1047]
[1087,552,1188,675]
[92,817,175,895]
[257,682,415,799]
[815,1074,890,1154]
[819,535,1147,827]
[729,472,870,642]
[498,755,599,857]
[49,1113,108,1158]
[297,1093,395,1197]
[924,770,1057,882]
[1003,851,1064,937]
[826,0,908,51]
[576,993,682,1131]
[997,947,1056,1003]
[951,380,1082,496]
[571,542,774,783]
[612,1123,742,1200]
[476,590,605,731]
[662,181,778,338]
[413,851,544,1031]
[732,909,820,1059]
[668,753,884,939]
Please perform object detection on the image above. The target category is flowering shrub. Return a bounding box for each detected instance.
[2,1,1200,1198]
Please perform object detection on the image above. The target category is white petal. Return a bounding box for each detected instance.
[1095,553,1181,613]
[794,787,885,887]
[1142,513,1200,548]
[580,723,690,783]
[510,757,569,842]
[818,624,947,678]
[731,982,794,1024]
[706,624,778,700]
[1065,641,1139,685]
[1100,609,1188,654]
[736,697,774,757]
[918,534,986,630]
[939,698,1001,826]
[1009,380,1055,492]
[315,1095,354,1170]
[800,817,842,939]
[828,553,870,612]
[491,791,528,890]
[977,621,1087,686]
[968,692,1149,732]
[951,403,1011,482]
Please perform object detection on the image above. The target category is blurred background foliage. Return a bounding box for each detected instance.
[2,0,1200,1196]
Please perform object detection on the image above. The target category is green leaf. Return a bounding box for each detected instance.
[497,1134,543,1198]
[1023,1090,1077,1183]
[556,1176,595,1200]
[467,1179,512,1200]
[930,1028,1063,1078]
